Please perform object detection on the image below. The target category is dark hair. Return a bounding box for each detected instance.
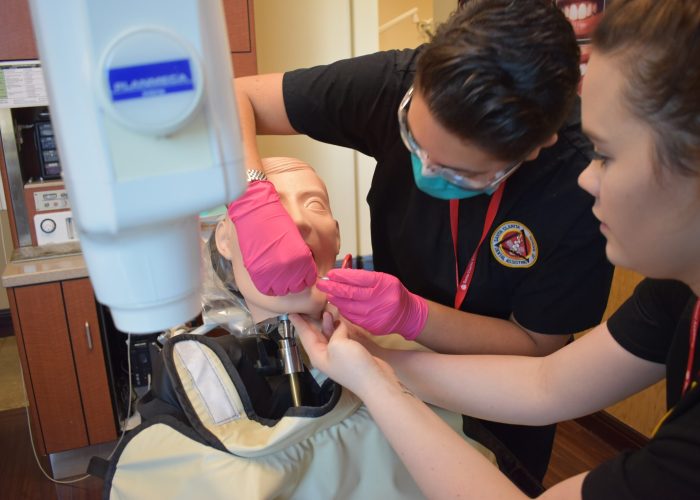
[417,0,580,161]
[593,0,700,177]
[208,229,237,291]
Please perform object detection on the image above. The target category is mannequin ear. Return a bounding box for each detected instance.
[334,219,341,255]
[215,219,234,261]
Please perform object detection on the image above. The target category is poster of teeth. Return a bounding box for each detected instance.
[556,0,606,92]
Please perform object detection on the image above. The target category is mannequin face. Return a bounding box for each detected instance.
[216,158,340,322]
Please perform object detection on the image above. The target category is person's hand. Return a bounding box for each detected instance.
[316,269,428,340]
[320,305,387,357]
[227,180,317,296]
[291,312,396,397]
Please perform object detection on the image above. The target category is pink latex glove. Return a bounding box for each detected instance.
[227,180,317,296]
[316,268,428,340]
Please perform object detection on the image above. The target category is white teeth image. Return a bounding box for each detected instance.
[569,4,578,20]
[562,1,600,22]
[577,3,587,20]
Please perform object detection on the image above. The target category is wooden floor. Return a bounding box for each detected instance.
[0,406,621,499]
[0,408,103,499]
[543,418,619,489]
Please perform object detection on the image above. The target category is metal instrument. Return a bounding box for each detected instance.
[277,314,304,407]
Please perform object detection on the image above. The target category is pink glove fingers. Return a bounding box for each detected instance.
[325,268,380,286]
[316,279,376,301]
[323,294,370,319]
[228,181,317,296]
[318,269,428,339]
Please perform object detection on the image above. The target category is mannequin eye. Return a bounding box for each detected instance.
[305,198,329,212]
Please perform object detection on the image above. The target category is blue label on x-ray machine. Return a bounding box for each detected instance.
[108,59,194,102]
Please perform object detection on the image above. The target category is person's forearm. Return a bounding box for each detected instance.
[417,301,569,356]
[358,375,527,499]
[380,348,557,426]
[379,324,666,427]
[233,73,295,172]
[234,79,265,171]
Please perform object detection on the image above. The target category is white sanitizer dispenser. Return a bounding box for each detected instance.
[28,1,247,333]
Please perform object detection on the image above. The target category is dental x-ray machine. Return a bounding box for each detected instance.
[28,0,247,334]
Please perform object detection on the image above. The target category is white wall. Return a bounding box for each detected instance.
[252,0,378,259]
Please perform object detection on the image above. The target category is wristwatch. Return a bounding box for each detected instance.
[246,169,267,182]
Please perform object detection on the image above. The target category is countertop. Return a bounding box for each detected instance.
[1,242,88,288]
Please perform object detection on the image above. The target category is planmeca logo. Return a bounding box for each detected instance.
[108,59,195,101]
[112,73,192,96]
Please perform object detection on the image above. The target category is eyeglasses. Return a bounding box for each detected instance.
[398,86,524,191]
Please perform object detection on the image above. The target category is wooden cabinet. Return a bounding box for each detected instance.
[8,278,116,454]
[224,0,258,77]
[0,0,38,61]
[0,0,257,76]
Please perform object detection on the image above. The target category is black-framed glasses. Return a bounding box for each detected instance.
[398,86,524,191]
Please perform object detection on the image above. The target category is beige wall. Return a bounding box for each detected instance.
[378,0,458,51]
[379,0,434,50]
[251,0,378,259]
[432,0,457,25]
[249,1,454,259]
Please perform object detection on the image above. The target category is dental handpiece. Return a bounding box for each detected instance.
[277,314,303,407]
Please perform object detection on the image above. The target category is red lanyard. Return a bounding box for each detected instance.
[682,298,700,397]
[449,182,506,309]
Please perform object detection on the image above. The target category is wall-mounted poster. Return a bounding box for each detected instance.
[556,0,607,92]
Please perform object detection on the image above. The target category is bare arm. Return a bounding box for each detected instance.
[361,375,589,499]
[418,300,570,356]
[386,322,665,425]
[292,313,594,499]
[233,73,297,170]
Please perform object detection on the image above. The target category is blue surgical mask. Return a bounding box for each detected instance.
[410,153,495,200]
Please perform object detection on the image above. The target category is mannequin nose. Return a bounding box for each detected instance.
[287,207,312,240]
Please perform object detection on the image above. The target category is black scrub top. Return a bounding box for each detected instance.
[583,279,700,499]
[283,47,613,335]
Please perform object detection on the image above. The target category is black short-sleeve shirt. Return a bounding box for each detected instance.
[583,279,700,499]
[283,48,613,336]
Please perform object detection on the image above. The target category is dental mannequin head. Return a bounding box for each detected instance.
[215,157,340,323]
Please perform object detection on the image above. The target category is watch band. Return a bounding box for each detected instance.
[246,169,268,182]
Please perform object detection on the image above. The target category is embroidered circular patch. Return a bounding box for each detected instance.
[490,221,538,268]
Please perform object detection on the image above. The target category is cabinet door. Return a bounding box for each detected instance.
[0,0,38,61]
[63,279,117,445]
[223,0,258,76]
[13,283,88,453]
